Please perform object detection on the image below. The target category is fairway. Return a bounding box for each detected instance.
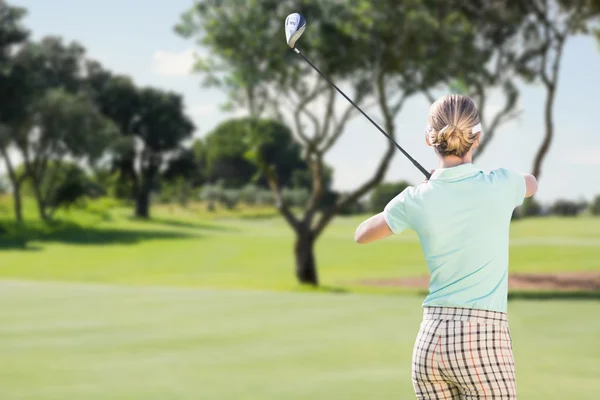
[1,206,600,292]
[0,280,598,399]
[1,207,600,399]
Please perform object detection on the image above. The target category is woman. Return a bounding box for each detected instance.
[354,94,537,399]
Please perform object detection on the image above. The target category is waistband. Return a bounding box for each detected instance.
[423,306,508,327]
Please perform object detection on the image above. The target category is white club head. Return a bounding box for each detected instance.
[285,13,306,49]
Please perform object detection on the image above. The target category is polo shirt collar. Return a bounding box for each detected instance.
[430,163,483,181]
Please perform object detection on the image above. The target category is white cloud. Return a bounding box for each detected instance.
[151,49,196,77]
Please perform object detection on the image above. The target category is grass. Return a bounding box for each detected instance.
[0,280,598,400]
[1,200,599,292]
[1,198,599,399]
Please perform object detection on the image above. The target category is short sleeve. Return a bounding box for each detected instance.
[383,189,411,234]
[493,168,527,208]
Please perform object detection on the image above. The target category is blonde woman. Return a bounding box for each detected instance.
[354,94,537,399]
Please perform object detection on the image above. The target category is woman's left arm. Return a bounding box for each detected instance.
[354,212,394,244]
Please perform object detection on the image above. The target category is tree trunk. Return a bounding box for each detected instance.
[0,147,23,223]
[11,181,23,223]
[531,84,555,181]
[135,185,151,218]
[134,153,159,219]
[31,179,49,222]
[294,231,318,286]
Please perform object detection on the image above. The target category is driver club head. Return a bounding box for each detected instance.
[285,13,306,49]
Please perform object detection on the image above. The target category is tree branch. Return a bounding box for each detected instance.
[318,87,368,153]
[422,88,436,104]
[258,154,299,230]
[301,153,325,225]
[292,84,328,145]
[317,87,337,143]
[312,73,398,238]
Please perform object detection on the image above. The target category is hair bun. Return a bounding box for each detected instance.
[438,124,463,140]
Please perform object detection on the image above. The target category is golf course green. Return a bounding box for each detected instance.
[1,202,599,399]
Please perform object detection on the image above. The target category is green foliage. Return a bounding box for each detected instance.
[36,88,119,162]
[158,177,193,207]
[550,199,588,217]
[369,181,411,213]
[163,148,203,187]
[591,195,600,216]
[0,175,8,194]
[282,187,310,208]
[203,117,308,189]
[238,183,275,206]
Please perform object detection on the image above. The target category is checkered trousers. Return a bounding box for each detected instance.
[412,307,517,399]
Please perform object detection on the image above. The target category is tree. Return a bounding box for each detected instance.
[21,89,118,220]
[591,195,600,216]
[202,117,308,188]
[163,147,202,186]
[550,199,588,216]
[85,62,196,218]
[128,88,195,218]
[0,1,29,222]
[516,0,600,182]
[3,36,97,221]
[369,181,412,213]
[423,1,531,159]
[176,0,497,285]
[84,62,142,201]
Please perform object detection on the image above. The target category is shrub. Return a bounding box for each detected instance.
[199,182,240,210]
[591,195,600,216]
[220,189,241,209]
[239,184,260,205]
[369,181,411,213]
[282,187,310,208]
[255,190,274,206]
[199,183,223,211]
[0,175,9,195]
[550,199,588,217]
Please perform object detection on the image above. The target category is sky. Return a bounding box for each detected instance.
[8,0,600,203]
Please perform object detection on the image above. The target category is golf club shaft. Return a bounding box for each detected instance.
[294,48,431,179]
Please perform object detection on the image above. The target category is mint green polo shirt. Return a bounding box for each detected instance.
[383,163,526,313]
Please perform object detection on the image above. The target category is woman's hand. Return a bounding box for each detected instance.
[422,170,435,184]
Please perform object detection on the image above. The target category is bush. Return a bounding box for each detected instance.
[282,187,310,208]
[369,181,411,213]
[591,196,600,216]
[199,183,222,211]
[49,164,105,211]
[0,175,9,195]
[513,198,543,219]
[239,184,260,205]
[255,190,274,206]
[158,177,192,207]
[550,199,588,217]
[199,182,240,210]
[221,189,241,209]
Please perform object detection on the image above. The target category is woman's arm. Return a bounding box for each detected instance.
[523,173,538,198]
[354,212,394,244]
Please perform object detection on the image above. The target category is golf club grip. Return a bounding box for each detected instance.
[295,50,431,180]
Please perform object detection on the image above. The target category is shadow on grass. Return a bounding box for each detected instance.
[128,216,237,232]
[295,284,350,295]
[508,290,600,301]
[0,219,200,251]
[413,290,600,301]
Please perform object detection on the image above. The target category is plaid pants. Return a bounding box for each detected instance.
[412,307,517,399]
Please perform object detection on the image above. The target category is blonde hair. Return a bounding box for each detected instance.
[427,94,481,158]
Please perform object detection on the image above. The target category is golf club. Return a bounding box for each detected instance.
[284,13,431,179]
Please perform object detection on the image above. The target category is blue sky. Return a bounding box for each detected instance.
[10,0,600,203]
